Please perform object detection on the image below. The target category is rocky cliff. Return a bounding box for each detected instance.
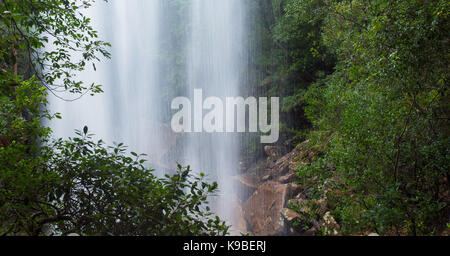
[234,140,341,236]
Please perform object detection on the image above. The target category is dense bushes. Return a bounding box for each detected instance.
[246,0,336,145]
[292,0,449,235]
[1,127,228,236]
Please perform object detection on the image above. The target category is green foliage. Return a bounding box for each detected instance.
[0,0,110,98]
[0,126,229,236]
[299,0,449,235]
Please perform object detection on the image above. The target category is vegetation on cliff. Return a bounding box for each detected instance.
[252,0,448,235]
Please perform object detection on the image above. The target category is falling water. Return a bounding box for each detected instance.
[49,0,247,234]
[185,0,246,234]
[49,0,165,162]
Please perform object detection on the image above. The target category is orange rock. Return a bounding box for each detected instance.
[243,181,295,236]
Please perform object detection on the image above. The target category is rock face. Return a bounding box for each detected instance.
[268,146,304,179]
[233,173,261,202]
[278,172,296,184]
[211,193,248,236]
[264,146,282,162]
[236,140,338,236]
[243,181,291,235]
[281,208,300,222]
[233,203,248,235]
[227,194,248,236]
[237,144,307,236]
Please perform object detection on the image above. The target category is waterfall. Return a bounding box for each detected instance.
[185,0,246,234]
[48,0,247,234]
[48,0,164,160]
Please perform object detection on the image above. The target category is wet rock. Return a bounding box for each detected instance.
[289,183,302,196]
[243,181,297,236]
[233,173,261,201]
[303,227,318,236]
[234,205,248,235]
[262,175,272,182]
[228,195,249,236]
[282,208,300,222]
[264,146,282,161]
[239,140,325,236]
[209,193,248,236]
[245,158,270,177]
[278,172,296,184]
[239,161,248,172]
[268,147,304,179]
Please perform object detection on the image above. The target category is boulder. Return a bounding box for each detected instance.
[264,140,315,180]
[233,203,249,235]
[303,227,318,236]
[243,181,298,236]
[264,145,282,161]
[289,182,303,196]
[281,208,300,222]
[233,173,261,201]
[245,158,270,177]
[228,195,249,236]
[262,174,272,182]
[267,147,303,179]
[237,140,324,236]
[281,208,307,235]
[278,172,296,184]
